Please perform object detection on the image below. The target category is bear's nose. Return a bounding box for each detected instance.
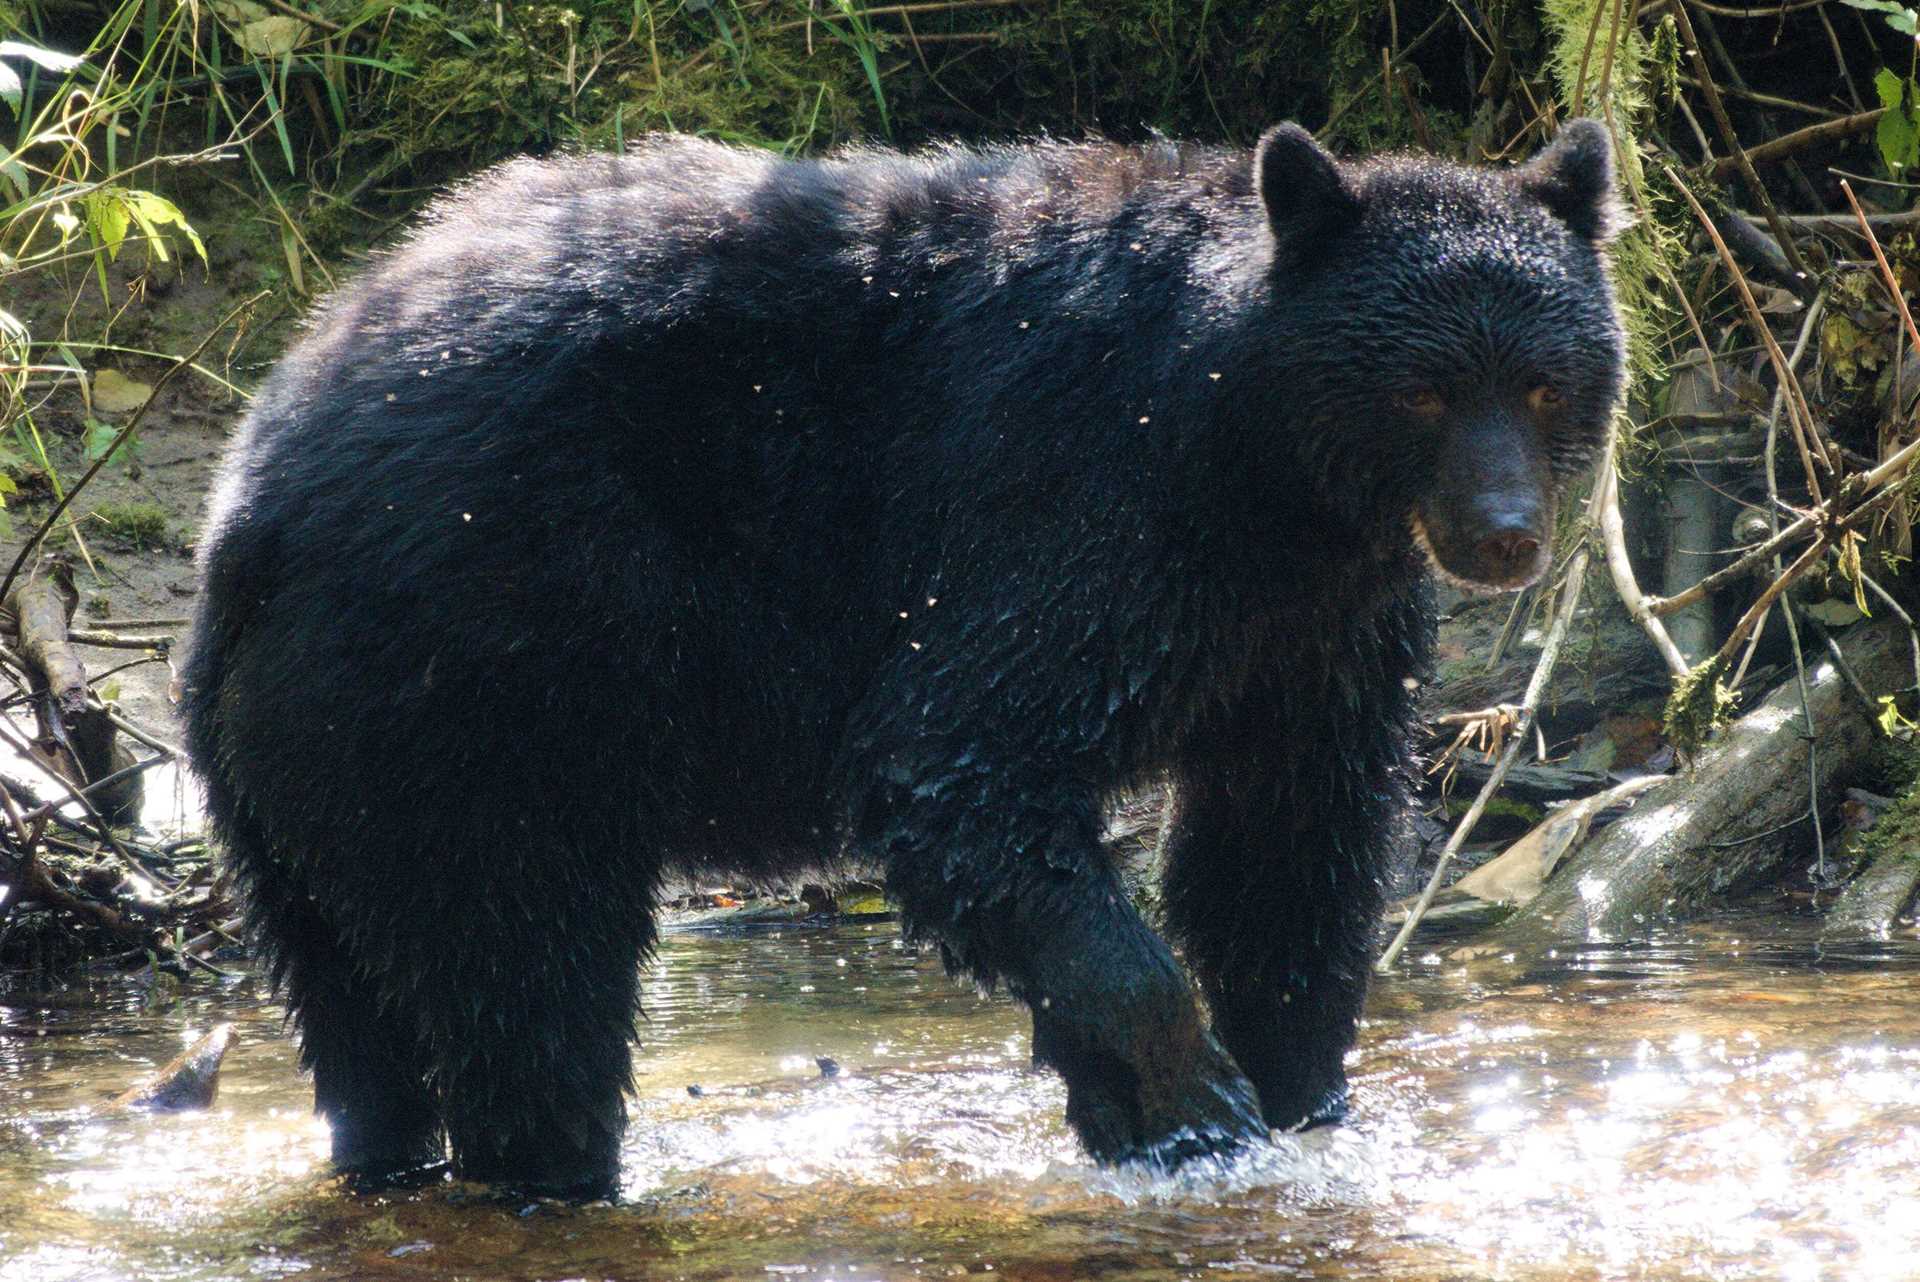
[1476,528,1542,580]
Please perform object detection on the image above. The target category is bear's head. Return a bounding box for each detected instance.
[1250,119,1626,593]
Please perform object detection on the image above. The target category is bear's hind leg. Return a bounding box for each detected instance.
[257,884,448,1179]
[435,876,655,1200]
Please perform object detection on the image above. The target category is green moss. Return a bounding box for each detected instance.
[1541,0,1683,402]
[1444,793,1544,826]
[92,501,170,550]
[1857,735,1920,797]
[1663,653,1739,761]
[1846,768,1920,870]
[325,1,1413,187]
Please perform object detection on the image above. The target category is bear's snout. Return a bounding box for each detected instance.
[1413,412,1559,592]
[1465,500,1550,589]
[1413,487,1555,593]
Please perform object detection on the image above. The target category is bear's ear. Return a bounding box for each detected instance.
[1518,118,1623,243]
[1254,123,1360,248]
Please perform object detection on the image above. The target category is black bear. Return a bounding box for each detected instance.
[183,120,1625,1196]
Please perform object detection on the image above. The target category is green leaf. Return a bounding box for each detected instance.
[1880,97,1920,173]
[83,190,131,261]
[1874,70,1920,173]
[1878,67,1905,112]
[1849,0,1920,33]
[235,15,308,57]
[91,368,152,414]
[121,189,207,264]
[1877,694,1917,736]
[83,418,140,466]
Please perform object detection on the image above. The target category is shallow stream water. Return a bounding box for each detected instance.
[3,913,1919,1281]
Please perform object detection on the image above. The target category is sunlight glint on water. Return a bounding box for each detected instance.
[2,917,1920,1280]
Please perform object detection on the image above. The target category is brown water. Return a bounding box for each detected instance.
[3,915,1918,1282]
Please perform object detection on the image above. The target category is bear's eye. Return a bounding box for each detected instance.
[1395,389,1446,417]
[1529,384,1567,414]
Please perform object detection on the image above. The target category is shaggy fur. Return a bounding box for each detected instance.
[183,121,1626,1196]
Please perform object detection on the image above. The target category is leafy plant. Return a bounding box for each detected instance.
[1846,0,1919,36]
[815,0,891,140]
[1875,66,1920,174]
[2,18,214,553]
[91,499,167,548]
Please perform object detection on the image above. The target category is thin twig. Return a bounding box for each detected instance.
[15,753,170,827]
[66,631,173,650]
[1665,163,1829,498]
[1801,610,1881,716]
[1376,448,1606,972]
[1635,429,1920,621]
[1711,529,1828,670]
[105,711,181,759]
[1700,475,1913,673]
[1760,308,1827,879]
[1485,588,1534,671]
[1730,289,1824,696]
[1731,599,1771,689]
[0,717,174,890]
[761,0,1021,37]
[1861,573,1920,694]
[259,0,342,35]
[1703,107,1886,179]
[1655,0,1836,16]
[1668,0,1812,283]
[1818,4,1865,113]
[1677,76,1839,118]
[1376,545,1588,971]
[1842,180,1920,357]
[1318,11,1452,139]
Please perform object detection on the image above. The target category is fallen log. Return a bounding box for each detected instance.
[1823,789,1920,939]
[1,557,144,825]
[1467,620,1908,954]
[1823,843,1920,939]
[1442,761,1612,805]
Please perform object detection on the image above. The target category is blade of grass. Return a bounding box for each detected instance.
[252,58,294,175]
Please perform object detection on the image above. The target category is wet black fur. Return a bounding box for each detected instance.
[183,123,1625,1196]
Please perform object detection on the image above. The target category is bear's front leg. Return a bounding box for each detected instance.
[1160,772,1390,1131]
[1158,653,1418,1133]
[869,768,1268,1168]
